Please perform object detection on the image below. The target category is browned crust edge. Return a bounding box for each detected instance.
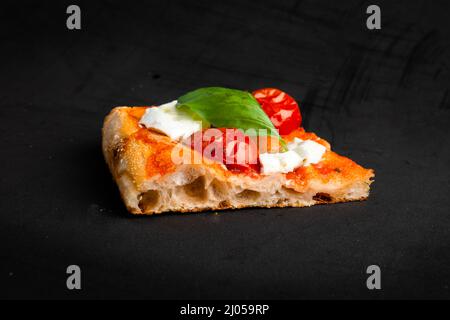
[127,195,369,215]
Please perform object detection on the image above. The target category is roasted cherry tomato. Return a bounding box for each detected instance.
[189,128,260,173]
[252,88,302,135]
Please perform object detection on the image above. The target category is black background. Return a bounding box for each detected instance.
[0,0,449,299]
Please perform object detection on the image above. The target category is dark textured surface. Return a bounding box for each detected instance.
[0,0,449,299]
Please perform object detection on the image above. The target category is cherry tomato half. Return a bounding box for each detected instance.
[252,88,302,135]
[189,128,260,173]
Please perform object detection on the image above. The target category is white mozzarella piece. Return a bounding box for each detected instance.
[288,138,326,165]
[259,150,303,175]
[139,100,204,141]
[259,137,327,175]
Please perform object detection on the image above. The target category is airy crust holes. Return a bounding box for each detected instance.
[282,187,302,196]
[210,179,228,199]
[138,190,161,212]
[183,176,208,201]
[236,189,261,201]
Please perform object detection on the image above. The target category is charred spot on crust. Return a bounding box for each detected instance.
[112,146,121,163]
[313,192,333,202]
[218,200,230,208]
[138,190,161,212]
[111,141,126,165]
[183,176,208,200]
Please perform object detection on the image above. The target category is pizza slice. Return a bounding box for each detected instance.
[102,87,374,214]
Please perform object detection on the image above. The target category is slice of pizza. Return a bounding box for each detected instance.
[102,87,374,214]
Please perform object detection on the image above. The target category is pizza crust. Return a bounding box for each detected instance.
[102,107,374,215]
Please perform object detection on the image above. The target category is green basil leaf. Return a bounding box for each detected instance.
[177,87,286,147]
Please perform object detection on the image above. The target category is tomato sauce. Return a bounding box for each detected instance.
[134,128,177,177]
